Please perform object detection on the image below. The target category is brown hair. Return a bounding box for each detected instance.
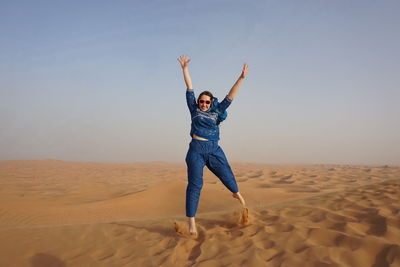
[197,91,214,103]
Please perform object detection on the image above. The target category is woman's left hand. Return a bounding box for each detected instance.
[240,63,248,79]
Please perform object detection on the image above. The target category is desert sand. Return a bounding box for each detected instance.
[0,159,399,266]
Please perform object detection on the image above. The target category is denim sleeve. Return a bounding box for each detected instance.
[218,95,233,113]
[186,89,197,112]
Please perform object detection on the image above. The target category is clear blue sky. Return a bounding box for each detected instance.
[1,0,399,165]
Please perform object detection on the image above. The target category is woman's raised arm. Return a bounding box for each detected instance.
[227,63,248,100]
[177,55,193,90]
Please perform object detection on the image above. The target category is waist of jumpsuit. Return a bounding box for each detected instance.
[190,138,219,153]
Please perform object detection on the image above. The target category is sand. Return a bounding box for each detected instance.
[0,159,399,266]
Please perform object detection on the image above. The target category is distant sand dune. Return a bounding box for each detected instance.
[0,160,399,266]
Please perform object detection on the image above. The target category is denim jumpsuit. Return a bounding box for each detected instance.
[185,89,239,217]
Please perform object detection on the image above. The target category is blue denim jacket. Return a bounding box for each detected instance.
[186,89,232,140]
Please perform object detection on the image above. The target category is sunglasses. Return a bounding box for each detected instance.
[199,100,211,104]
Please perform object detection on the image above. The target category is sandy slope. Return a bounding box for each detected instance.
[0,160,399,266]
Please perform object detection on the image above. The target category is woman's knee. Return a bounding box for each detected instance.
[187,179,203,191]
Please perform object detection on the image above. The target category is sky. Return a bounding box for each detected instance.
[0,0,399,165]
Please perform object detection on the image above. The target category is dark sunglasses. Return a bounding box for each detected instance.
[199,100,211,104]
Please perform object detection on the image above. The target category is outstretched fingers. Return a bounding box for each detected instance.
[178,54,191,68]
[241,63,248,78]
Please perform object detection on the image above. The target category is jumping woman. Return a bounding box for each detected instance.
[177,55,248,236]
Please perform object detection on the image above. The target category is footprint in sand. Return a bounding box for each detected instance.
[174,208,251,238]
[174,221,198,239]
[173,221,184,235]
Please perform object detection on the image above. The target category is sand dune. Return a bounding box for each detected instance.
[0,160,399,266]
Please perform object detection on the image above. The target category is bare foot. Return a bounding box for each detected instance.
[188,217,198,237]
[232,192,246,206]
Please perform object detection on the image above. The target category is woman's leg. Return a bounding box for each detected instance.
[207,146,245,206]
[185,143,206,235]
[207,145,238,193]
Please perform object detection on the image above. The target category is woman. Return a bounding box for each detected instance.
[177,54,248,236]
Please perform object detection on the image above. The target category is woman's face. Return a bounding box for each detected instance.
[198,95,212,111]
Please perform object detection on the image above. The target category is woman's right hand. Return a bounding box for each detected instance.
[177,55,191,69]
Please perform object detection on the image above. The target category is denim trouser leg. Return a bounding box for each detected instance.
[206,146,239,194]
[185,142,205,218]
[185,139,239,218]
